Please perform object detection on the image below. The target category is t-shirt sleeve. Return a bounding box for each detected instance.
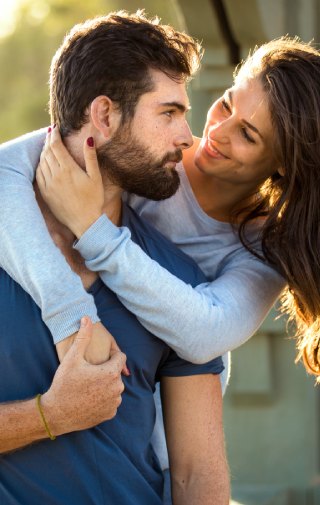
[157,350,224,379]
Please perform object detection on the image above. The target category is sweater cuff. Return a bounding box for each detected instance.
[46,301,100,344]
[74,214,127,260]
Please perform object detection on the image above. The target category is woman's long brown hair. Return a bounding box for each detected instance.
[235,37,320,378]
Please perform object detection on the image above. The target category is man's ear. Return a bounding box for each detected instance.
[90,96,121,140]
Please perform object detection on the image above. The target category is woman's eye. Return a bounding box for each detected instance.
[241,127,255,143]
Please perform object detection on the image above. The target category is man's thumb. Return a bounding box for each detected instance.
[72,316,93,357]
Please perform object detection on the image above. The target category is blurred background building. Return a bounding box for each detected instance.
[1,1,320,503]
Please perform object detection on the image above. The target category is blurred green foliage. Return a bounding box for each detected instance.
[0,0,113,142]
[0,0,181,143]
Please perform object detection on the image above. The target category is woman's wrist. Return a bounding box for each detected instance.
[70,212,104,239]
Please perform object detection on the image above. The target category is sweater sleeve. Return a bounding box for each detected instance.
[0,133,100,343]
[75,214,286,364]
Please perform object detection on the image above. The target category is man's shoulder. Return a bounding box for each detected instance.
[122,204,207,286]
[0,128,47,169]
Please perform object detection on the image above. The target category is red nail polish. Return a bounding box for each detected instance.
[53,124,57,129]
[87,137,94,147]
[122,365,131,377]
[48,126,52,133]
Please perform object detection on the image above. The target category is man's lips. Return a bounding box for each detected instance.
[164,161,178,169]
[204,138,228,159]
[163,151,183,169]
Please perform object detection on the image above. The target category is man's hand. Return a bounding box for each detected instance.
[36,127,104,238]
[42,317,126,436]
[0,317,126,453]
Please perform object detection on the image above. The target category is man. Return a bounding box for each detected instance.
[0,12,229,505]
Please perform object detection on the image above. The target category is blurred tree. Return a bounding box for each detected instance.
[0,0,182,143]
[0,0,111,141]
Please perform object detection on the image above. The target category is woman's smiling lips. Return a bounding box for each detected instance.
[203,138,229,159]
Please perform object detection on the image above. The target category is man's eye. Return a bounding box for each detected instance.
[164,110,175,117]
[221,99,231,113]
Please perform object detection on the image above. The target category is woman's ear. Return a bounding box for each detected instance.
[278,166,285,177]
[90,96,121,140]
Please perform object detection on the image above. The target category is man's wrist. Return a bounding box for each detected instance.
[35,394,56,440]
[40,391,64,437]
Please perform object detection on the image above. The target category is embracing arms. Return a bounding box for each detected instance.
[36,128,285,362]
[0,128,285,365]
[0,318,126,454]
[0,130,123,364]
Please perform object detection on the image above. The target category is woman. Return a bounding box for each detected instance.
[233,36,320,375]
[2,36,318,377]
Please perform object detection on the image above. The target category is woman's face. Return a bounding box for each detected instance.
[194,78,281,188]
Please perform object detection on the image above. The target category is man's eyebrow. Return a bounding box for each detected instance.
[228,90,263,139]
[160,102,191,113]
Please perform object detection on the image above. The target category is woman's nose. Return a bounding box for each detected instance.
[208,121,230,144]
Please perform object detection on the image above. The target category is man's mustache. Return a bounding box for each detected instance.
[162,150,183,164]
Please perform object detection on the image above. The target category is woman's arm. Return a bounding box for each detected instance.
[74,215,285,362]
[0,130,99,343]
[37,128,286,363]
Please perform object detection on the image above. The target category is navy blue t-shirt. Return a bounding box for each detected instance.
[0,204,223,505]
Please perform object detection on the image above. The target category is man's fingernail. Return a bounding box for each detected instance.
[87,137,94,147]
[80,317,88,328]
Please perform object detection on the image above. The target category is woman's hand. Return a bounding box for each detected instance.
[36,127,105,238]
[56,321,130,375]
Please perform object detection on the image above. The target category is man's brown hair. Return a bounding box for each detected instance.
[49,10,202,136]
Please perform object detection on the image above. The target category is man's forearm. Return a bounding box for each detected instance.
[171,469,230,505]
[163,375,230,505]
[0,318,125,454]
[0,398,48,453]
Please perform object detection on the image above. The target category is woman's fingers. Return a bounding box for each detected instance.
[36,162,46,191]
[83,136,101,181]
[49,126,81,176]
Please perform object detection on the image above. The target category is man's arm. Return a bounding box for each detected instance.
[161,374,230,505]
[0,318,126,454]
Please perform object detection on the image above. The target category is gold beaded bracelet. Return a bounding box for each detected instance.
[36,393,56,441]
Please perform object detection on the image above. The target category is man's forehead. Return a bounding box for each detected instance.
[143,69,190,108]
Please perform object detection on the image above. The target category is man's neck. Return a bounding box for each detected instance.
[101,175,123,227]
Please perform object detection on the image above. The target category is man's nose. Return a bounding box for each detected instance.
[174,121,193,150]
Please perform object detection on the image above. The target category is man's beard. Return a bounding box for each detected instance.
[96,125,182,200]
